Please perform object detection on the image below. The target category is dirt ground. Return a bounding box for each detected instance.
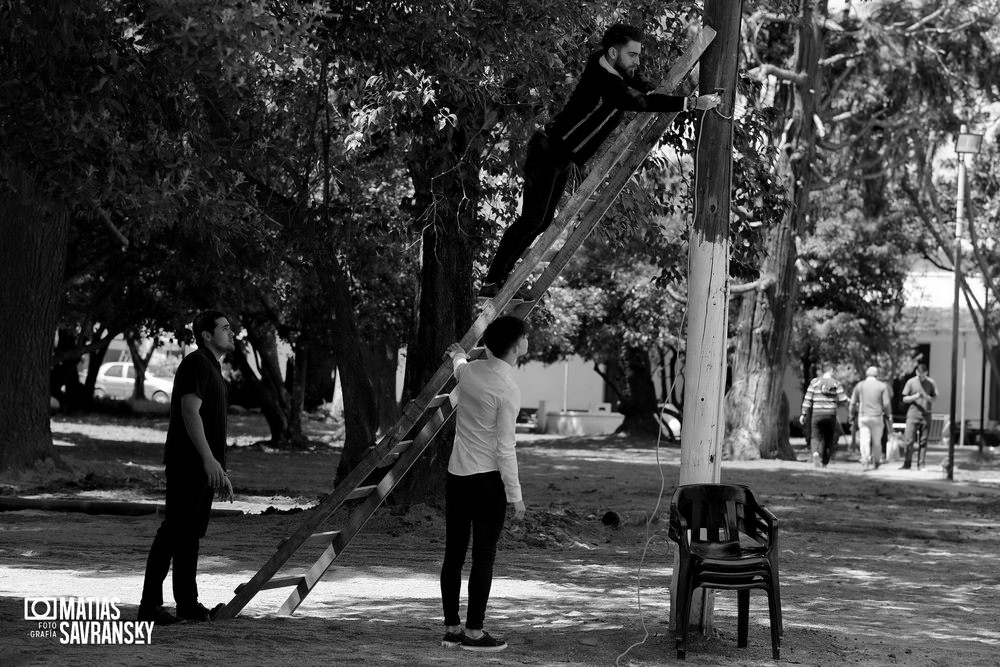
[1,413,999,666]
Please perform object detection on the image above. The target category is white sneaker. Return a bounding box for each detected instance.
[812,452,822,468]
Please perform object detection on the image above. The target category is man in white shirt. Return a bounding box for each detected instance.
[440,316,528,653]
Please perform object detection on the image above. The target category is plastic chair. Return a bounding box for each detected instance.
[668,483,782,660]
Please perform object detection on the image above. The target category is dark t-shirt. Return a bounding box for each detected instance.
[164,347,228,470]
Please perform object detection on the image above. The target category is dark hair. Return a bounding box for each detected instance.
[193,310,227,347]
[483,316,527,357]
[916,363,928,373]
[602,23,644,54]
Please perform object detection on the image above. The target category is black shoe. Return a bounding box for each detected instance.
[441,630,465,648]
[461,631,508,652]
[136,605,183,626]
[176,602,213,622]
[899,464,911,470]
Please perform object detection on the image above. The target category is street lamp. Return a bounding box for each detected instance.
[948,125,983,480]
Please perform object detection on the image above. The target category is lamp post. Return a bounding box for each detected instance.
[948,125,983,480]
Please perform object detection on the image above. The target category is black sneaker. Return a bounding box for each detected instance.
[136,605,183,626]
[461,631,507,652]
[441,630,465,648]
[176,602,213,622]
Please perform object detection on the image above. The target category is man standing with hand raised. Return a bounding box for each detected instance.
[439,316,528,652]
[138,311,236,625]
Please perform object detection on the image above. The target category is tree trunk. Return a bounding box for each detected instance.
[0,174,68,470]
[394,123,481,506]
[84,337,111,400]
[51,328,86,411]
[125,332,149,400]
[367,341,401,434]
[726,0,822,461]
[327,256,379,483]
[304,348,336,412]
[238,320,306,446]
[616,347,661,436]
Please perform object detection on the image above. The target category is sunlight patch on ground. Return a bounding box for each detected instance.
[525,447,676,467]
[50,421,166,444]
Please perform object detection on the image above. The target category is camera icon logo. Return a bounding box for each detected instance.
[24,598,58,621]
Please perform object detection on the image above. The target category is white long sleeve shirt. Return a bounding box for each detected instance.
[448,354,523,503]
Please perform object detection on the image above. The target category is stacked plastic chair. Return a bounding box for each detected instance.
[668,483,783,660]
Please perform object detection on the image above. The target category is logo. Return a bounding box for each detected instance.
[23,597,154,645]
[24,598,58,621]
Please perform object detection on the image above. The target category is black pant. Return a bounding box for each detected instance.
[440,471,508,630]
[810,414,841,465]
[902,417,928,468]
[484,131,573,284]
[140,466,214,609]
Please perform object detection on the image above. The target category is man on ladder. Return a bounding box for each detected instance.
[478,23,721,300]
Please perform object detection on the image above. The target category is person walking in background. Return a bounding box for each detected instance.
[477,23,720,300]
[849,366,892,471]
[439,316,528,652]
[900,363,938,470]
[800,365,849,468]
[138,311,236,625]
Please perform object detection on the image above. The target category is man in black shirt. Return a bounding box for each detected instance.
[138,311,236,625]
[478,23,720,299]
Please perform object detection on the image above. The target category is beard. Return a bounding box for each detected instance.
[613,56,637,79]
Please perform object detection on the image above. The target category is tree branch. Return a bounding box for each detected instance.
[748,63,808,86]
[97,208,129,248]
[730,273,777,295]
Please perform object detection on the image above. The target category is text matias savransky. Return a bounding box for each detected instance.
[24,597,154,645]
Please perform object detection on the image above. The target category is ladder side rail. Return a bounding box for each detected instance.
[214,434,404,620]
[277,401,456,615]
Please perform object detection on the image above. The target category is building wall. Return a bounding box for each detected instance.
[511,356,606,413]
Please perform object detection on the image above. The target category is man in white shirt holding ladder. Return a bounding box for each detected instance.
[440,316,528,653]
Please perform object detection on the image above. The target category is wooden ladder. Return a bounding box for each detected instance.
[214,26,715,621]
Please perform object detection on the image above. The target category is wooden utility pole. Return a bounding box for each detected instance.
[675,0,744,631]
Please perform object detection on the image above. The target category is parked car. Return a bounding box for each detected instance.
[94,362,174,403]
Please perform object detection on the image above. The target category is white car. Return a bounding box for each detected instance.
[94,362,174,403]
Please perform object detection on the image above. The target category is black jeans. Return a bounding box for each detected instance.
[902,417,928,468]
[140,465,214,609]
[810,414,841,465]
[484,131,573,284]
[440,471,508,630]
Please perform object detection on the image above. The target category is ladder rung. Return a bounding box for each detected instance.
[428,393,454,409]
[345,485,376,501]
[303,530,341,547]
[235,575,305,594]
[261,576,306,591]
[388,439,413,455]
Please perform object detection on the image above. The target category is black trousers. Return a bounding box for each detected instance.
[440,471,508,630]
[810,414,841,465]
[484,131,573,284]
[140,465,214,609]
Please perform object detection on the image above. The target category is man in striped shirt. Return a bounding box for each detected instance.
[800,366,849,467]
[478,23,721,300]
